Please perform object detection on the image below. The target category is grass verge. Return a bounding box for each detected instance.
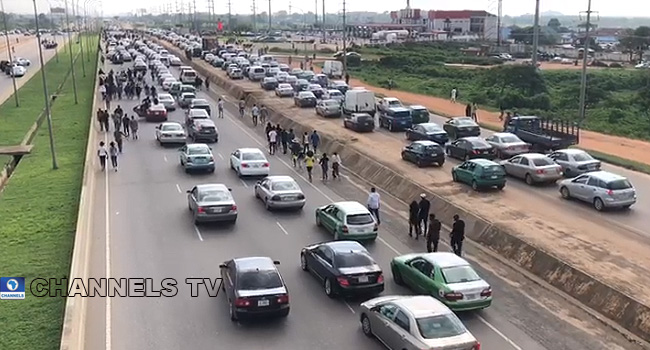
[573,146,650,175]
[0,34,99,350]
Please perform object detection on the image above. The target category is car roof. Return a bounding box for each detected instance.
[160,121,182,127]
[192,99,208,104]
[421,252,470,268]
[321,99,339,103]
[492,132,517,138]
[327,89,341,93]
[333,201,369,214]
[238,147,264,154]
[158,93,173,98]
[418,122,441,128]
[233,257,277,272]
[582,170,628,182]
[384,97,400,102]
[462,137,484,143]
[187,143,211,150]
[299,91,315,96]
[196,183,227,192]
[520,153,548,159]
[412,140,440,147]
[324,240,367,253]
[189,109,208,115]
[181,92,195,96]
[394,296,452,318]
[266,175,295,182]
[195,119,215,125]
[409,105,426,110]
[557,148,587,155]
[388,107,410,113]
[468,158,499,166]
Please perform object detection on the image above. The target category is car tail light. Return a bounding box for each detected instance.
[197,207,205,214]
[377,274,384,284]
[277,294,289,304]
[472,342,481,350]
[234,298,251,307]
[241,163,249,168]
[262,162,270,167]
[230,205,237,212]
[536,169,545,174]
[472,150,479,155]
[443,292,463,301]
[337,276,350,286]
[607,190,614,196]
[297,194,305,200]
[341,225,349,233]
[480,287,492,297]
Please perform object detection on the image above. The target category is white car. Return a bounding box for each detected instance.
[169,56,182,66]
[15,57,31,66]
[11,65,26,77]
[157,93,176,111]
[155,122,186,144]
[162,77,177,91]
[229,148,270,177]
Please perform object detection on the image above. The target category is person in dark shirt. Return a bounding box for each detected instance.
[427,214,441,253]
[408,200,420,238]
[418,194,431,237]
[450,214,465,256]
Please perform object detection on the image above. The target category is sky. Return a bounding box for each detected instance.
[3,0,649,18]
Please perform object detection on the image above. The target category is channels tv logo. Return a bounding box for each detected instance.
[1,277,26,300]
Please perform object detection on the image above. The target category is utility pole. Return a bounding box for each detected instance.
[322,0,325,42]
[1,0,20,107]
[192,0,197,33]
[342,0,347,78]
[73,0,86,77]
[175,0,180,26]
[496,0,502,46]
[207,0,215,29]
[288,0,291,15]
[314,0,318,26]
[227,0,232,32]
[64,0,79,104]
[578,0,596,124]
[268,0,271,32]
[252,0,257,33]
[531,0,540,66]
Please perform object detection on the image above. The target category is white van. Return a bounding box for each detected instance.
[180,69,197,84]
[248,66,266,81]
[322,60,343,78]
[343,88,376,116]
[260,55,275,64]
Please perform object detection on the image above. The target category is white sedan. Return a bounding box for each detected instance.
[229,148,270,177]
[11,65,26,77]
[15,57,31,66]
[155,121,186,144]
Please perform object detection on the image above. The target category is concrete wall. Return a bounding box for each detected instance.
[153,37,650,344]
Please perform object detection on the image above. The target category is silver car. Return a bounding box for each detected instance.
[316,99,342,118]
[254,175,306,210]
[501,153,563,185]
[275,83,294,97]
[157,93,176,111]
[549,148,601,177]
[359,295,480,350]
[323,89,344,104]
[559,170,636,211]
[484,132,530,159]
[187,184,237,224]
[155,122,186,144]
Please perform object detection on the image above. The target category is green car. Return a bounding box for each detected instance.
[452,159,506,191]
[169,82,183,97]
[390,252,492,311]
[409,105,431,124]
[315,201,378,241]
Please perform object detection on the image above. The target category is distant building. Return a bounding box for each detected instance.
[389,6,498,40]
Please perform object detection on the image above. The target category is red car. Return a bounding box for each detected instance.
[146,104,168,122]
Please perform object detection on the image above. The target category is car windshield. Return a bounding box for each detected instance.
[482,165,505,175]
[441,266,481,284]
[279,84,291,89]
[238,270,283,290]
[346,213,375,225]
[299,92,315,98]
[607,179,633,190]
[470,139,490,148]
[422,124,442,132]
[161,124,182,131]
[531,157,554,166]
[334,253,374,268]
[416,314,467,339]
[187,147,210,155]
[242,152,266,161]
[271,180,299,191]
[423,145,441,153]
[198,189,230,202]
[392,111,410,119]
[323,100,339,106]
[572,152,594,162]
[455,119,476,126]
[500,135,521,143]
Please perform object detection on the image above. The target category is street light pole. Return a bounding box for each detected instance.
[0,0,19,107]
[342,0,347,78]
[578,0,594,124]
[73,0,86,77]
[531,0,540,66]
[64,0,79,104]
[32,0,58,170]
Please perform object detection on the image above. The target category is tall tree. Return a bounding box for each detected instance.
[619,26,650,61]
[547,18,561,31]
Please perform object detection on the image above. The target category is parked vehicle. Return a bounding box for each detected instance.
[377,97,403,114]
[343,88,376,116]
[261,77,279,90]
[405,123,448,145]
[549,148,601,177]
[316,99,342,118]
[445,137,496,161]
[452,159,507,191]
[408,105,430,124]
[501,153,563,185]
[401,141,445,167]
[378,107,412,132]
[443,117,481,140]
[484,132,530,159]
[228,68,243,79]
[275,83,294,98]
[559,171,636,211]
[294,91,317,108]
[322,60,343,78]
[504,116,579,151]
[248,66,266,81]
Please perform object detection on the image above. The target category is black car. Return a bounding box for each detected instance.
[343,113,374,132]
[189,99,212,116]
[133,61,147,73]
[300,240,384,297]
[443,117,481,140]
[293,79,310,93]
[189,119,219,143]
[294,91,317,108]
[401,141,445,167]
[220,257,290,321]
[261,77,279,91]
[405,122,449,145]
[445,137,496,161]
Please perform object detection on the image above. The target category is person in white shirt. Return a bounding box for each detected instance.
[367,187,381,225]
[217,98,225,118]
[268,128,278,154]
[331,152,341,179]
[251,104,260,125]
[451,87,457,103]
[97,141,108,171]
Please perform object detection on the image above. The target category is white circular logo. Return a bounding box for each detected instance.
[6,278,19,291]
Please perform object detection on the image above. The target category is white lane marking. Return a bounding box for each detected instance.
[377,237,401,255]
[344,301,356,314]
[103,131,112,350]
[163,155,168,162]
[477,315,523,350]
[276,221,289,235]
[115,212,119,215]
[217,153,224,160]
[176,184,182,193]
[240,179,249,188]
[193,225,205,242]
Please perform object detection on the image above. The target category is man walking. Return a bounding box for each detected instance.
[427,214,441,253]
[268,127,278,155]
[367,187,381,225]
[280,128,289,154]
[217,98,225,118]
[408,200,420,238]
[450,214,465,256]
[450,87,457,103]
[129,116,139,140]
[98,141,108,171]
[310,130,321,154]
[418,194,431,237]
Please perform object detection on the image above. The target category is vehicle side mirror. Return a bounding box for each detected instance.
[219,264,227,269]
[370,306,381,312]
[273,260,280,265]
[186,190,191,193]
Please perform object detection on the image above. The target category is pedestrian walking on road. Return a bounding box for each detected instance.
[331,152,341,179]
[280,128,289,154]
[302,132,310,152]
[108,142,119,171]
[130,116,139,140]
[113,129,126,153]
[319,153,329,181]
[205,77,210,90]
[345,73,350,85]
[418,194,431,237]
[450,87,457,103]
[218,98,225,118]
[304,151,316,182]
[408,200,420,238]
[310,130,321,154]
[367,187,381,225]
[427,214,441,253]
[465,103,472,117]
[268,127,278,154]
[450,214,465,256]
[98,141,108,171]
[122,114,130,136]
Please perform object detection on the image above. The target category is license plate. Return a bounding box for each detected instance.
[358,276,369,283]
[491,175,498,179]
[284,195,297,200]
[210,208,224,213]
[465,294,479,301]
[258,299,270,307]
[195,158,207,163]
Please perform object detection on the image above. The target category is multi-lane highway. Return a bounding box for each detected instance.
[81,56,640,350]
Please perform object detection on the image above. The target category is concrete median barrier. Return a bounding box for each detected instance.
[152,37,650,344]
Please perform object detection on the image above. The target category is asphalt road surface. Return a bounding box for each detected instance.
[82,58,641,350]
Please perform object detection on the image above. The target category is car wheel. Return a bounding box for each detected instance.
[229,301,238,321]
[324,278,335,298]
[416,158,424,168]
[452,171,458,182]
[471,180,479,191]
[254,189,260,199]
[300,253,308,271]
[464,153,470,161]
[593,197,605,211]
[361,315,373,337]
[315,214,322,226]
[388,123,393,132]
[180,159,184,166]
[438,161,445,167]
[560,186,571,199]
[392,265,404,285]
[265,198,272,211]
[525,174,535,185]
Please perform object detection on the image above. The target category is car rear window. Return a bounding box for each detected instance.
[238,270,283,290]
[334,252,374,268]
[416,314,467,339]
[242,152,266,161]
[346,213,375,225]
[271,181,299,191]
[470,139,490,148]
[456,119,476,126]
[481,165,505,175]
[188,147,210,155]
[198,189,230,202]
[572,152,594,162]
[531,157,554,166]
[161,124,182,131]
[422,124,442,132]
[607,179,633,190]
[500,135,521,143]
[441,266,481,284]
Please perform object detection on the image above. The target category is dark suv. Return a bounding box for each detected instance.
[189,119,219,143]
